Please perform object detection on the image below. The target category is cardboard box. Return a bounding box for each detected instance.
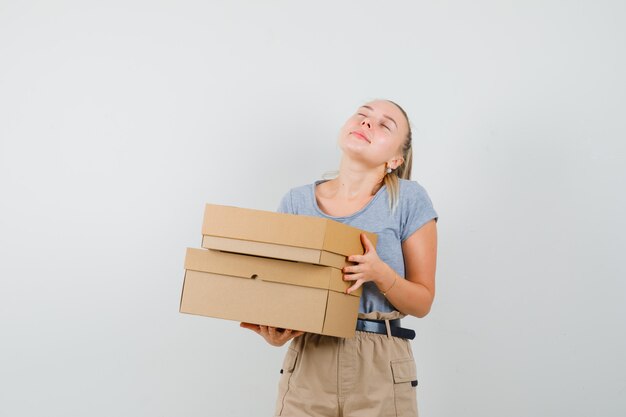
[180,248,361,338]
[201,204,378,268]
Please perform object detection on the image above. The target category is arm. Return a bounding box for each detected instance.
[343,219,438,318]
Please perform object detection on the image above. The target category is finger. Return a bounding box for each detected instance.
[360,233,373,253]
[283,329,304,342]
[240,322,261,333]
[278,328,294,341]
[347,254,364,263]
[346,279,365,294]
[344,272,363,282]
[343,264,359,274]
[258,325,270,337]
[275,328,295,344]
[268,326,278,339]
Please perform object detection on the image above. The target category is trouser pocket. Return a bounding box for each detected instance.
[390,358,418,416]
[275,347,299,416]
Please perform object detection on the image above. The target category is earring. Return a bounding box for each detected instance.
[386,167,392,174]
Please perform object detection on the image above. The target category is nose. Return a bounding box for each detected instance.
[360,118,371,129]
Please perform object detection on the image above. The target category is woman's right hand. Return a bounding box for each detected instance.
[240,322,304,347]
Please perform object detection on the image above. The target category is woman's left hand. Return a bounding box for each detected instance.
[343,233,391,294]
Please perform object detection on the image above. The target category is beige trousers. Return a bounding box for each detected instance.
[274,313,419,417]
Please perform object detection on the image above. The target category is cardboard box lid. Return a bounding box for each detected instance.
[201,235,350,270]
[202,204,377,257]
[184,248,361,297]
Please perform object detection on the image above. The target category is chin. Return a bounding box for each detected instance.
[339,146,374,165]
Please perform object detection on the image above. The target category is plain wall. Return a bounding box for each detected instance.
[1,1,625,416]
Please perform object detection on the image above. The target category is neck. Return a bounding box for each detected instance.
[331,156,386,199]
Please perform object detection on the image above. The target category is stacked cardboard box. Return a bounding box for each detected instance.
[179,204,377,338]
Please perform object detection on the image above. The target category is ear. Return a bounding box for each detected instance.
[387,156,404,170]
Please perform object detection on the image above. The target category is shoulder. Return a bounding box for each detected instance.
[396,178,438,240]
[398,178,433,203]
[289,183,312,197]
[277,182,316,214]
[280,183,312,202]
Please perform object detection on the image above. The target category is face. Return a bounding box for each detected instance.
[337,100,409,170]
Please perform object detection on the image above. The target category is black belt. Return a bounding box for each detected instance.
[355,318,416,340]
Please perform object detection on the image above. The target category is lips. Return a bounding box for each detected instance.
[350,131,371,143]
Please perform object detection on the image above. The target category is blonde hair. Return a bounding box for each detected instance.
[323,100,413,212]
[383,99,413,212]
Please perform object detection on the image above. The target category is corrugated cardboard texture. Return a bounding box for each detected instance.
[180,269,358,337]
[181,270,327,333]
[202,204,377,257]
[185,248,361,297]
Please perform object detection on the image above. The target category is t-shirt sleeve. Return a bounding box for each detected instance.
[400,182,439,242]
[276,189,295,214]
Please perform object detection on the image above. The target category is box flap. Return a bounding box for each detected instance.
[185,248,361,296]
[202,204,377,257]
[321,219,378,257]
[202,235,351,270]
[321,291,360,338]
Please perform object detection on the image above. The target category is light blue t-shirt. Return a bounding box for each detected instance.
[277,178,438,314]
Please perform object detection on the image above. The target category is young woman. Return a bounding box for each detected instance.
[241,99,438,417]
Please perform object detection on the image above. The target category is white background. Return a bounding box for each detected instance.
[1,1,625,416]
